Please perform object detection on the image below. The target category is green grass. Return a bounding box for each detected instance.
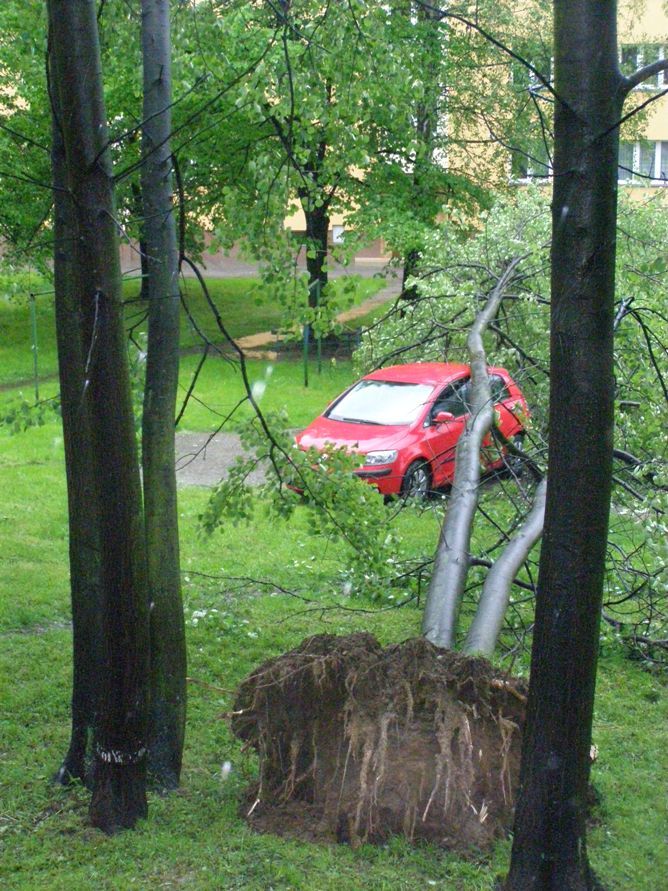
[0,411,667,890]
[0,277,59,388]
[174,274,384,347]
[0,273,384,391]
[0,272,666,889]
[175,355,358,432]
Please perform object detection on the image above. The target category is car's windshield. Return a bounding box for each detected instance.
[326,380,434,426]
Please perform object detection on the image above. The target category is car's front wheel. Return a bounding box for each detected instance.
[505,433,527,476]
[401,460,431,499]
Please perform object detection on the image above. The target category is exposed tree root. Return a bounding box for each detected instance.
[233,633,526,850]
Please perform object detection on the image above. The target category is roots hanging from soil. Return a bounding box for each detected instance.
[232,633,527,851]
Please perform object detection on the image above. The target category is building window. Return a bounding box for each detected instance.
[511,138,552,181]
[509,42,553,182]
[618,141,634,181]
[620,44,668,89]
[619,141,668,184]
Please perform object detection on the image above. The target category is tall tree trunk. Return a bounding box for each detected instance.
[303,203,329,309]
[49,0,150,833]
[49,35,103,786]
[401,1,441,300]
[505,2,624,886]
[140,0,187,790]
[131,182,150,303]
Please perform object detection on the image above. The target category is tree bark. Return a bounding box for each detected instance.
[464,478,546,657]
[302,201,329,309]
[49,32,103,786]
[140,0,187,790]
[505,2,625,886]
[401,1,442,300]
[49,0,150,833]
[422,259,521,648]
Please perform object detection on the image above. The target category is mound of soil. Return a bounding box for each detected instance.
[232,633,527,851]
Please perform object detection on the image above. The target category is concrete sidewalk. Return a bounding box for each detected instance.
[121,243,397,282]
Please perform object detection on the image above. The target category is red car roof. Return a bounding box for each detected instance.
[363,362,470,387]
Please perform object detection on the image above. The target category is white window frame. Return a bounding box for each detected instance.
[509,145,553,184]
[618,140,668,185]
[620,44,668,90]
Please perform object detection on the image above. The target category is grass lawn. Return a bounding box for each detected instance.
[175,354,358,432]
[0,273,384,391]
[1,271,666,889]
[1,408,667,889]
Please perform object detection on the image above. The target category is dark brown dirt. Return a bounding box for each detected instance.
[232,633,527,851]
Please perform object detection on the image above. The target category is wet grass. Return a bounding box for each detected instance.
[1,269,665,889]
[0,415,666,890]
[0,273,383,392]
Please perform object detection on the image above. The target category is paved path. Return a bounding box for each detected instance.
[176,431,265,488]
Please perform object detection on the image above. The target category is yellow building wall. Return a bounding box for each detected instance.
[620,0,668,140]
[620,0,668,40]
[283,2,668,250]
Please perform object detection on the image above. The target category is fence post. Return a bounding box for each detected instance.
[29,292,39,402]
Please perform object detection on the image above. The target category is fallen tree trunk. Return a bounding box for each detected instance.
[464,478,547,657]
[422,258,523,648]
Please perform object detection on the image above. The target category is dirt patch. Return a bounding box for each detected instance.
[232,633,527,851]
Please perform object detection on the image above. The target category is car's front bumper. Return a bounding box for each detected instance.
[353,465,403,495]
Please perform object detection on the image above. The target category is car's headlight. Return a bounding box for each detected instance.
[363,450,398,466]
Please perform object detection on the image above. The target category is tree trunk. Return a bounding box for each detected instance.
[422,259,521,648]
[131,182,150,303]
[505,2,624,886]
[303,203,329,309]
[49,35,103,786]
[464,478,546,657]
[49,0,150,833]
[401,1,441,300]
[140,0,187,790]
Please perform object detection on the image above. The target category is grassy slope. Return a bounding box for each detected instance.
[0,274,383,390]
[175,354,358,432]
[0,417,666,890]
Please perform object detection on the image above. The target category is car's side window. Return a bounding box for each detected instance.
[489,374,510,404]
[430,375,509,424]
[431,378,471,420]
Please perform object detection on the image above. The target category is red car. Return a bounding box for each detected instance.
[295,362,528,497]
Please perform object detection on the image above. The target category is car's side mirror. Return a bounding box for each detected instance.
[433,410,455,425]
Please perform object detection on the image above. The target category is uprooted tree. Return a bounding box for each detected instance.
[233,633,528,849]
[210,182,663,853]
[420,255,544,653]
[224,250,548,849]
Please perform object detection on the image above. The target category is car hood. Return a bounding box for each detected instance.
[296,415,413,455]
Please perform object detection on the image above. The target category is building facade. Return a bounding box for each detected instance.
[283,1,668,260]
